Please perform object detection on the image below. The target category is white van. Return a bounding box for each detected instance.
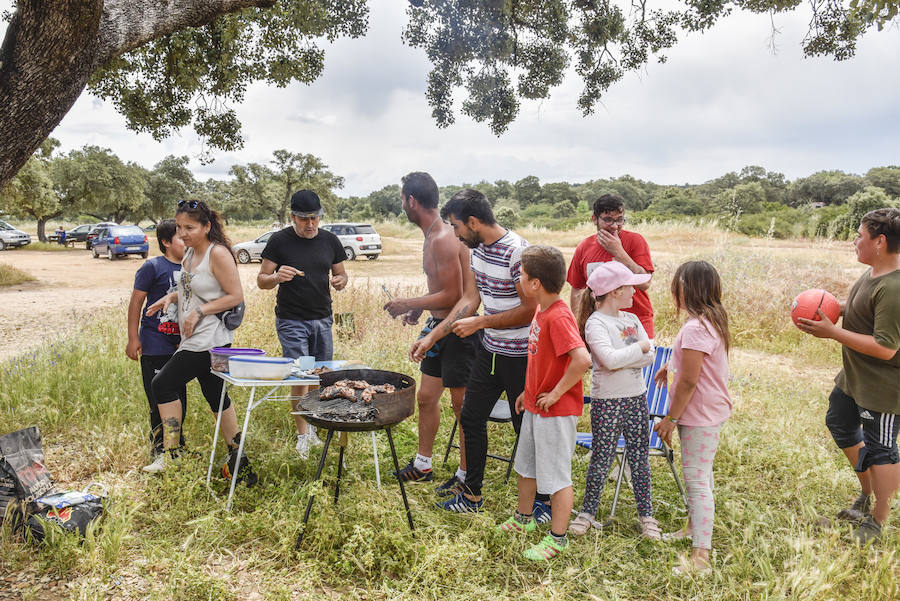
[320,223,382,260]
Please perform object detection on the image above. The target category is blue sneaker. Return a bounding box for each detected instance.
[532,500,552,524]
[435,491,483,513]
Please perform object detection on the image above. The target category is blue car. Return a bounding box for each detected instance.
[91,224,149,260]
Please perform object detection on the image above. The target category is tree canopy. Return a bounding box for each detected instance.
[0,0,898,190]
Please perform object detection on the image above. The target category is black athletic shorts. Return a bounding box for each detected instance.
[418,316,477,388]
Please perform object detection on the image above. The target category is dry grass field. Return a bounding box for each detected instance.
[0,220,895,601]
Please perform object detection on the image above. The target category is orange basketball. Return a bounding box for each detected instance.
[791,289,841,327]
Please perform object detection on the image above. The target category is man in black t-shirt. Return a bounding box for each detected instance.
[258,189,348,458]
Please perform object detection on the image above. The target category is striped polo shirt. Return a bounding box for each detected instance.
[472,230,529,356]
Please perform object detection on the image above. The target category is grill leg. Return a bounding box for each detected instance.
[385,427,415,535]
[296,428,334,549]
[335,443,345,504]
[443,419,458,466]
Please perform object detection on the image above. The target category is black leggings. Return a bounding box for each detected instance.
[141,355,187,452]
[460,344,526,496]
[151,349,232,416]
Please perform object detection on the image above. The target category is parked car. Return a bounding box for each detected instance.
[91,225,149,260]
[320,223,381,260]
[232,230,277,264]
[47,223,92,244]
[0,219,31,251]
[85,222,118,249]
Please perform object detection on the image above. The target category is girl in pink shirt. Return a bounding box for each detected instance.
[653,260,732,575]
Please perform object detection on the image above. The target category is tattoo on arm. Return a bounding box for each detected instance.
[443,303,471,332]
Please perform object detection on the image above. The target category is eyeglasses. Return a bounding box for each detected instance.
[177,200,200,209]
[599,216,626,225]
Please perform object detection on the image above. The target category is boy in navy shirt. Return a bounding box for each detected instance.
[126,219,188,471]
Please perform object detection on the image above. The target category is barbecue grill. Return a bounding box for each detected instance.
[294,368,417,548]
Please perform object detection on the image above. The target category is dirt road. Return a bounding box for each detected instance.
[0,237,430,363]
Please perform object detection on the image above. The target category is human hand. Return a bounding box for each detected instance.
[275,265,304,283]
[401,308,423,326]
[384,298,412,318]
[796,309,838,339]
[536,390,560,411]
[125,338,141,361]
[515,393,525,414]
[451,316,481,338]
[181,309,201,339]
[409,336,434,362]
[145,292,174,317]
[596,229,625,258]
[653,417,676,446]
[639,339,651,353]
[653,364,668,386]
[330,272,348,290]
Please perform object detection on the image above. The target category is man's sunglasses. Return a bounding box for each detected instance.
[177,200,201,209]
[599,216,626,225]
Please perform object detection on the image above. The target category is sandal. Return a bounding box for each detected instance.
[568,512,594,536]
[638,516,662,540]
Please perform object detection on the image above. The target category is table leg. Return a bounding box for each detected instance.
[207,382,229,488]
[296,428,334,549]
[225,386,255,512]
[385,427,415,535]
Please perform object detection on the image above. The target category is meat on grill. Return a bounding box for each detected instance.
[319,380,397,404]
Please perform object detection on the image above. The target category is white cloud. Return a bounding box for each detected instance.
[6,1,900,195]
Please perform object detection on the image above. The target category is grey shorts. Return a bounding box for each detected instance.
[276,316,334,361]
[513,411,578,496]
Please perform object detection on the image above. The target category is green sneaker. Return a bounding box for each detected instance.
[523,534,567,561]
[497,514,536,534]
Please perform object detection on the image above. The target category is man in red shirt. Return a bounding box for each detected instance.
[567,194,655,338]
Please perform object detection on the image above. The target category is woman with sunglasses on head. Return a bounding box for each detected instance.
[144,200,256,485]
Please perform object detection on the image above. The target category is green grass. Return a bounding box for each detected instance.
[20,242,80,251]
[0,263,35,286]
[0,227,897,600]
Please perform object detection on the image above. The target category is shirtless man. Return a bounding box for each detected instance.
[384,172,474,497]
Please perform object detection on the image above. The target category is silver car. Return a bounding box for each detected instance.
[233,230,276,264]
[0,220,31,251]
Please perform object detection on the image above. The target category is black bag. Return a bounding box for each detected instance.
[26,499,105,541]
[217,301,245,330]
[0,426,55,522]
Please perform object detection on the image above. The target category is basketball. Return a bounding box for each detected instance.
[791,289,841,327]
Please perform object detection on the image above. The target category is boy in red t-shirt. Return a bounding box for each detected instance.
[497,245,592,561]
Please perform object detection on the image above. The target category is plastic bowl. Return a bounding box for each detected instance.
[209,347,266,372]
[294,356,315,370]
[228,356,294,380]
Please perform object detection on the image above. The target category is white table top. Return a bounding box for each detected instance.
[210,371,319,387]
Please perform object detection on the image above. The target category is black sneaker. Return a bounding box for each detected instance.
[837,492,871,524]
[854,515,882,544]
[435,475,465,497]
[221,446,258,487]
[393,458,434,482]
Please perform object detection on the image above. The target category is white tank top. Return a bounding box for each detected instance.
[177,243,234,352]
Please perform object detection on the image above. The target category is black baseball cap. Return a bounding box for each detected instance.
[290,189,324,217]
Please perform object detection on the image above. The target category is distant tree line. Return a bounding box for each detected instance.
[1,141,897,242]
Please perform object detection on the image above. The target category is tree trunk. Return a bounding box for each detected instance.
[36,216,49,242]
[0,0,277,190]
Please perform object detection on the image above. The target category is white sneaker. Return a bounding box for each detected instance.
[295,434,311,460]
[307,425,323,447]
[142,454,166,473]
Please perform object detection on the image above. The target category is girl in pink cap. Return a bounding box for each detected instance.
[653,260,732,575]
[570,261,660,539]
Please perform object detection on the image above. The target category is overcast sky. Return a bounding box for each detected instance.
[4,2,899,196]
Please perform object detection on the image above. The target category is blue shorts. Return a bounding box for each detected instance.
[276,316,334,361]
[826,386,900,470]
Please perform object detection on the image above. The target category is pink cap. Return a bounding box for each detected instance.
[586,261,651,296]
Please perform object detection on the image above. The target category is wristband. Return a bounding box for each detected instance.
[195,307,205,318]
[667,416,680,424]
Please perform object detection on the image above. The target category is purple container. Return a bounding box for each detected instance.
[209,347,266,372]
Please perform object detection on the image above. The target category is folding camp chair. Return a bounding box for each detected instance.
[575,346,688,519]
[443,398,520,483]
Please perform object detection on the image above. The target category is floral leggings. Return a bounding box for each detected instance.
[581,394,653,518]
[678,423,722,550]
